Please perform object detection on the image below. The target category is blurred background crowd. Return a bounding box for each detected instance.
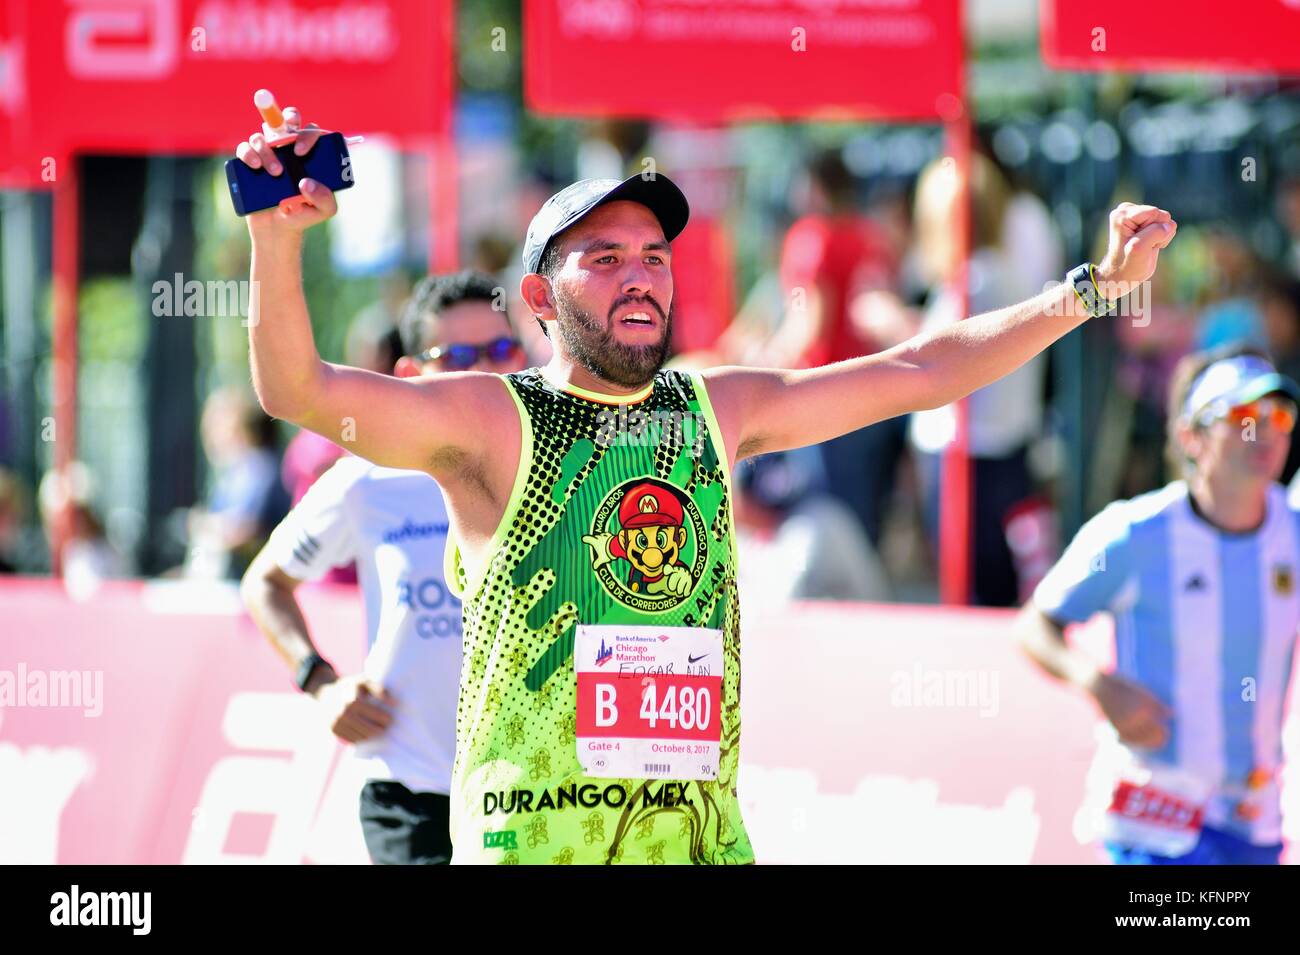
[4,0,1300,611]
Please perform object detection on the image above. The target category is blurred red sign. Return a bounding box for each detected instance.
[3,0,452,161]
[1042,0,1300,73]
[524,0,964,122]
[0,2,55,186]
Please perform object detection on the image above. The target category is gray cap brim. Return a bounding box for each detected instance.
[1225,371,1300,408]
[523,173,690,275]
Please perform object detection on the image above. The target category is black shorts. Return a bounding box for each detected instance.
[358,781,452,865]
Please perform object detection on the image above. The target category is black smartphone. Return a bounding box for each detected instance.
[224,131,354,216]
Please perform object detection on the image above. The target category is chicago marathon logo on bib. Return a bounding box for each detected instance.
[582,477,707,613]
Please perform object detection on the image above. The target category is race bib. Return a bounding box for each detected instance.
[575,624,722,781]
[1100,763,1212,857]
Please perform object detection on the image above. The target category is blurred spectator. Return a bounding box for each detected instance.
[1259,275,1300,483]
[0,467,27,573]
[1195,227,1269,351]
[759,149,903,551]
[1259,275,1300,385]
[734,451,889,605]
[506,175,561,366]
[1113,264,1198,498]
[1277,174,1300,279]
[471,233,516,276]
[765,148,896,369]
[185,388,289,580]
[39,462,125,596]
[281,429,349,510]
[904,153,1054,606]
[713,267,784,367]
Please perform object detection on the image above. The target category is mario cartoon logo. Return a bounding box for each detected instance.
[582,477,708,612]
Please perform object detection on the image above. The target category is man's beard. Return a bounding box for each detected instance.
[553,288,673,388]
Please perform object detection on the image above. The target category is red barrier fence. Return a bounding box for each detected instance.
[2,578,1295,864]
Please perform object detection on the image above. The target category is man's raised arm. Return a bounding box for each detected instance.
[238,108,502,477]
[710,203,1176,461]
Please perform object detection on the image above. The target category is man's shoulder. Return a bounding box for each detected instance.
[420,367,528,408]
[1270,483,1300,539]
[497,366,542,389]
[1090,482,1187,541]
[1284,477,1300,513]
[1126,481,1186,517]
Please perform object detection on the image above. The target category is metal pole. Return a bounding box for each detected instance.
[1,191,48,490]
[939,111,973,605]
[50,154,79,576]
[430,0,458,273]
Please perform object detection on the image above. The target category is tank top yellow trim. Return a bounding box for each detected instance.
[538,367,655,406]
[687,369,740,573]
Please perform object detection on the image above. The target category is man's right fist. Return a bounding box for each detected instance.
[313,673,396,744]
[235,106,336,235]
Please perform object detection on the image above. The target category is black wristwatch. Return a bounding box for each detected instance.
[294,652,332,693]
[1067,262,1116,318]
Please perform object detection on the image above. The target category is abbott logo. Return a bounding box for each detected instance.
[66,0,179,79]
[0,37,24,115]
[50,885,151,935]
[183,692,342,864]
[0,743,93,864]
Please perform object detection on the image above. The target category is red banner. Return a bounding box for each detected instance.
[524,0,964,122]
[0,2,56,186]
[4,0,452,162]
[9,579,1280,864]
[1042,0,1300,74]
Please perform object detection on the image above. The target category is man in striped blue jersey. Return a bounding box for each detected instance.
[1017,345,1300,864]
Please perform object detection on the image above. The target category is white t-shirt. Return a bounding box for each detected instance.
[908,248,1047,458]
[268,456,462,795]
[737,496,891,606]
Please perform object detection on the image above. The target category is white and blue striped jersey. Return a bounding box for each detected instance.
[1033,481,1300,845]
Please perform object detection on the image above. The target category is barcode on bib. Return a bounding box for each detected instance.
[643,763,671,774]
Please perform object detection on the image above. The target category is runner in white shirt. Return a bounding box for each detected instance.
[241,271,527,864]
[1016,345,1300,865]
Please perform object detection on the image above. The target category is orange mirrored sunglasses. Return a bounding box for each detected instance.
[1220,395,1298,433]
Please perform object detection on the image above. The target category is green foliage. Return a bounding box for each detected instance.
[76,277,144,363]
[458,0,520,94]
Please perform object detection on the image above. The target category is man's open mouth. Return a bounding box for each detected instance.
[618,310,656,327]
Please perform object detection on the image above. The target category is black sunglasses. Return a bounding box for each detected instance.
[417,336,521,370]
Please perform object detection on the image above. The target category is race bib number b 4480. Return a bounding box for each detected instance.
[575,624,722,781]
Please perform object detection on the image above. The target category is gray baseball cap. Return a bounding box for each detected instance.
[1184,353,1300,425]
[522,173,690,275]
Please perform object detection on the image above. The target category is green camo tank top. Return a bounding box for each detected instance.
[444,367,753,864]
